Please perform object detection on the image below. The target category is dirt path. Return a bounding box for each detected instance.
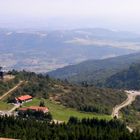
[112,90,140,132]
[8,104,20,113]
[0,81,26,116]
[0,81,24,100]
[0,104,20,116]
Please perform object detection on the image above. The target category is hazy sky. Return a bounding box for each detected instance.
[0,0,140,31]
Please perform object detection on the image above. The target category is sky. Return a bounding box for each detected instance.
[0,0,140,31]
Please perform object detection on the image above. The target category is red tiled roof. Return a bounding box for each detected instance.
[18,108,28,111]
[17,95,32,101]
[19,106,49,112]
[30,106,49,112]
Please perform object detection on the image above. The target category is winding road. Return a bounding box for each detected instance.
[112,90,140,132]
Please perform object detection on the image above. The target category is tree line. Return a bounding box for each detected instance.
[0,116,140,140]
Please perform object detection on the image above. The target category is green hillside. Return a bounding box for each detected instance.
[105,63,140,90]
[24,98,111,122]
[0,71,127,116]
[52,85,126,115]
[48,52,140,85]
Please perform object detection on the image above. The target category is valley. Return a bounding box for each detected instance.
[1,27,140,139]
[0,28,138,73]
[1,58,140,139]
[1,0,140,139]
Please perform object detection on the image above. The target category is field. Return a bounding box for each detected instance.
[0,101,13,110]
[24,98,111,122]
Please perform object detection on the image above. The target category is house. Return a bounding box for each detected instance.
[15,95,33,104]
[18,106,49,113]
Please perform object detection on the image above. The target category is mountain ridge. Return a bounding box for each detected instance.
[48,52,140,85]
[105,63,140,90]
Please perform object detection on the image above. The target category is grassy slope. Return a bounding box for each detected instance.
[0,101,13,110]
[23,98,111,122]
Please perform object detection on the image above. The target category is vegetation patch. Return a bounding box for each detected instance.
[3,71,127,116]
[105,63,140,90]
[0,77,19,96]
[23,98,111,122]
[0,116,138,140]
[0,101,13,110]
[54,85,127,115]
[121,96,140,129]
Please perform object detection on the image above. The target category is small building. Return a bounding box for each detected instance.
[15,95,33,104]
[18,106,49,113]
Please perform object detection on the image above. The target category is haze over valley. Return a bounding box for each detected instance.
[2,0,140,139]
[0,28,140,72]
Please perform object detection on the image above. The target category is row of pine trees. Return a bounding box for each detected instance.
[0,116,140,140]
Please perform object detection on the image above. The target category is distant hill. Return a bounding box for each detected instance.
[0,28,137,72]
[105,63,140,90]
[48,52,140,85]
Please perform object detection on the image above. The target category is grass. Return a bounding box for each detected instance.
[24,98,111,122]
[0,101,14,110]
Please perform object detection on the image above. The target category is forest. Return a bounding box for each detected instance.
[0,116,140,140]
[48,52,140,86]
[105,63,140,90]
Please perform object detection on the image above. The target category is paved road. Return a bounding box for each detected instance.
[0,81,24,100]
[112,90,140,132]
